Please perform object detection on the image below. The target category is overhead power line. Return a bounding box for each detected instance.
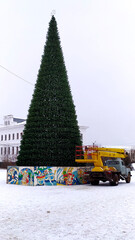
[0,64,52,93]
[0,64,34,87]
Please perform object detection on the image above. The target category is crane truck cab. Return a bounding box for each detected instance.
[105,158,131,184]
[75,146,132,186]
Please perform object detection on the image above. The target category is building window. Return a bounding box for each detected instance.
[20,132,23,139]
[5,135,7,141]
[1,135,3,141]
[1,148,3,155]
[12,147,14,155]
[17,133,19,139]
[8,147,10,155]
[16,147,19,154]
[4,147,6,155]
[12,134,15,140]
[9,134,11,140]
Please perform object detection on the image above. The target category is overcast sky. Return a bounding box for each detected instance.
[0,0,135,146]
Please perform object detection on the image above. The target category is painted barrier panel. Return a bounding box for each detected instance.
[7,166,90,186]
[7,166,19,184]
[57,167,77,185]
[77,167,90,184]
[34,166,57,186]
[18,167,34,186]
[57,167,90,185]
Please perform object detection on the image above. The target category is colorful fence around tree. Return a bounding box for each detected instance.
[7,166,90,186]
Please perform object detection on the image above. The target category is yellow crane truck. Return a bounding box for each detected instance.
[75,146,132,186]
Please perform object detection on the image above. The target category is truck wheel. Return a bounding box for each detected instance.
[126,173,131,183]
[110,174,119,186]
[90,180,99,185]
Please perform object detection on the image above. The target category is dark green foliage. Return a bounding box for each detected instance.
[17,16,82,166]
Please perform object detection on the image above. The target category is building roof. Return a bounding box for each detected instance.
[13,118,26,124]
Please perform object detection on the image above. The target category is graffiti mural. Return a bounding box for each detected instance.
[7,166,19,184]
[77,167,90,184]
[7,166,90,186]
[63,167,77,185]
[57,167,78,185]
[34,167,57,186]
[18,167,34,186]
[57,167,90,185]
[57,167,65,185]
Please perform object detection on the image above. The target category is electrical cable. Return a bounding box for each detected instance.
[0,64,34,87]
[0,64,46,92]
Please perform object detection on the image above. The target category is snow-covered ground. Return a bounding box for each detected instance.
[0,167,135,240]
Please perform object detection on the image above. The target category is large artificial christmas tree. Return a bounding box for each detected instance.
[17,15,82,167]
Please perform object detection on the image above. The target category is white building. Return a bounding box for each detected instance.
[0,115,88,162]
[0,115,26,162]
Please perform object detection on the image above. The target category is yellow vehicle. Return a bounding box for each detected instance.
[75,146,132,186]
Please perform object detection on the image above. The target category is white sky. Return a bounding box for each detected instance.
[0,0,135,146]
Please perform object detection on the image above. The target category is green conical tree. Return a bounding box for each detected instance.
[17,15,82,167]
